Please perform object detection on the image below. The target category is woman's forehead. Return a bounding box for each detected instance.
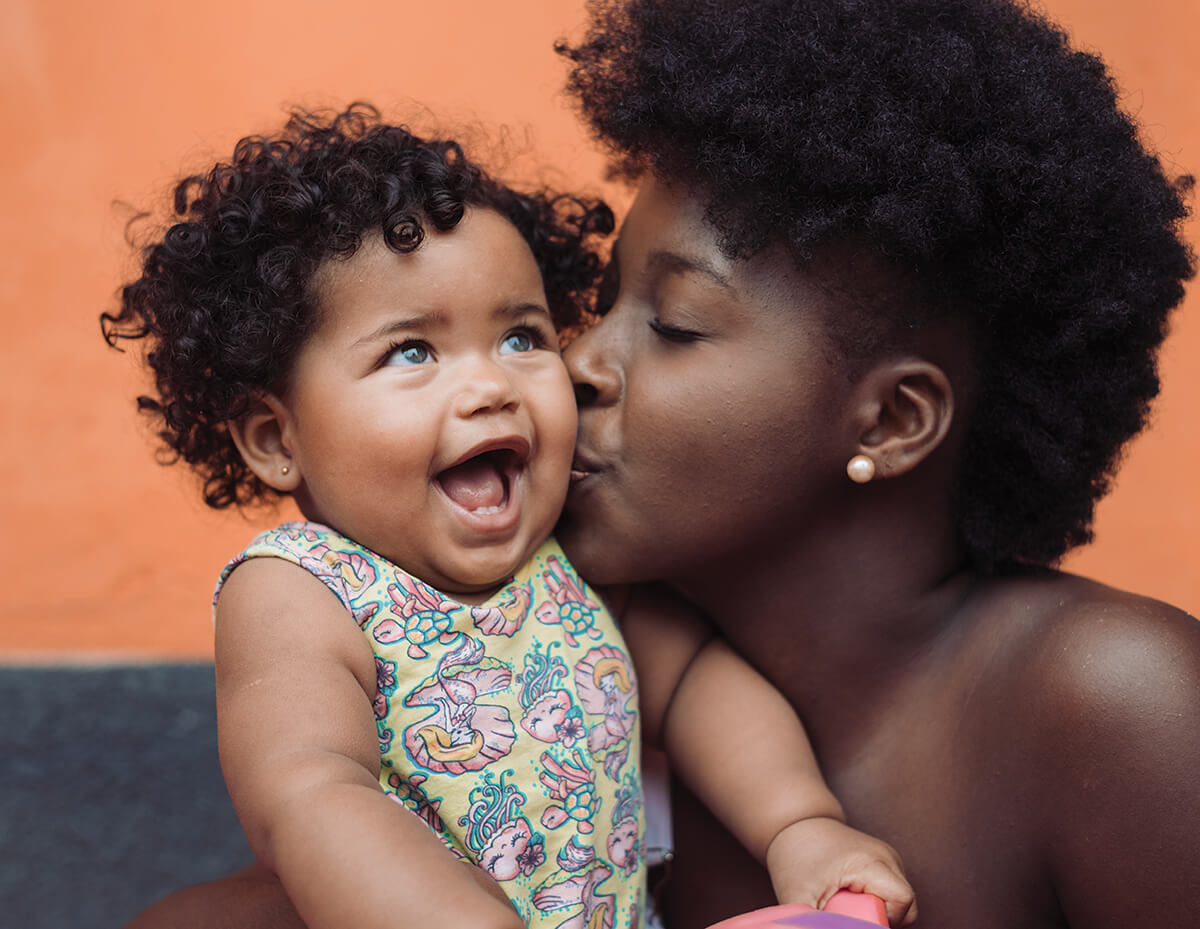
[620,176,714,249]
[618,177,839,319]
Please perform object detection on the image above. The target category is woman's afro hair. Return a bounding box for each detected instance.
[102,103,613,510]
[559,0,1195,570]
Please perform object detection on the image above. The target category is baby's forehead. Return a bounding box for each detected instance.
[306,215,549,336]
[312,210,534,285]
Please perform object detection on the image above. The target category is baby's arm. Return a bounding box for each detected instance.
[215,558,521,929]
[618,584,915,927]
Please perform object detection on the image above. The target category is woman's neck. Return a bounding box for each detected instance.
[673,495,977,731]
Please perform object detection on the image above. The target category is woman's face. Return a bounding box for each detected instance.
[559,178,854,588]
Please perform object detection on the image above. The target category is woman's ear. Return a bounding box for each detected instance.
[227,394,301,493]
[847,359,955,480]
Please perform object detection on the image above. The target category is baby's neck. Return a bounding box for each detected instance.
[439,578,511,607]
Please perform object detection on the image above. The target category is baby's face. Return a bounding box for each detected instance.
[277,208,576,600]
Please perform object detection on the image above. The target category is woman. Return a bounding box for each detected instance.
[555,0,1200,927]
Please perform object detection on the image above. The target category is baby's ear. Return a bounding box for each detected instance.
[846,358,955,480]
[227,394,301,492]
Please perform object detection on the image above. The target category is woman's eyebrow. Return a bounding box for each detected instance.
[645,248,734,292]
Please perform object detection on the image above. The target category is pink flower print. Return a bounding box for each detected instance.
[375,657,396,693]
[535,556,604,647]
[517,839,547,875]
[557,712,586,746]
[470,580,533,636]
[538,749,599,834]
[374,573,462,659]
[373,657,397,720]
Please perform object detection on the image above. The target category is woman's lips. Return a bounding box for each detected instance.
[568,450,603,484]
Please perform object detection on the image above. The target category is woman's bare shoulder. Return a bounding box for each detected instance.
[976,572,1200,924]
[969,571,1199,742]
[982,570,1199,692]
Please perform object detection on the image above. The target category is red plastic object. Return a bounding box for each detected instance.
[705,891,889,929]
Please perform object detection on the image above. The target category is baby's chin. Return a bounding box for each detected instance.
[436,546,544,606]
[418,507,562,603]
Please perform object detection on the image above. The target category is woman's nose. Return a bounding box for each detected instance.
[564,318,622,409]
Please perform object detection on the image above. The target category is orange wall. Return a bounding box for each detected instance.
[1,0,1196,659]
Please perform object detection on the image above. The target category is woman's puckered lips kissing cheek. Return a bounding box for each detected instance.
[277,208,578,600]
[561,178,850,587]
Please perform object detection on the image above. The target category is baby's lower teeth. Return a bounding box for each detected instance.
[472,505,503,515]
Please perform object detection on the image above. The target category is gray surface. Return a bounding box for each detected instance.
[0,663,252,929]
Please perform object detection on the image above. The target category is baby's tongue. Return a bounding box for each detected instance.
[439,456,506,511]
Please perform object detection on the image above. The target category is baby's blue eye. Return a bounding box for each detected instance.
[500,331,536,354]
[385,341,432,366]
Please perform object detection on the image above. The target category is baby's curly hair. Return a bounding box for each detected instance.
[560,0,1195,570]
[102,103,613,510]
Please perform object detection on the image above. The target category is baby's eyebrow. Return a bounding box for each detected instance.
[352,312,447,347]
[494,301,553,322]
[351,301,551,349]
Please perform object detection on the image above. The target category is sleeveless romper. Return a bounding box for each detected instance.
[216,522,646,928]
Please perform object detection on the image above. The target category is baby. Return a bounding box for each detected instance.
[103,104,915,929]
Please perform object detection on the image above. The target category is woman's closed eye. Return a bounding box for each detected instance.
[649,318,704,343]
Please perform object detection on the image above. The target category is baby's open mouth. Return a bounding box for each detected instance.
[437,449,521,515]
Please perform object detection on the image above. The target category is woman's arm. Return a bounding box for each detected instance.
[619,584,914,926]
[215,558,520,929]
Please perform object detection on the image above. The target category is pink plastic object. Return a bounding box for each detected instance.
[704,891,889,929]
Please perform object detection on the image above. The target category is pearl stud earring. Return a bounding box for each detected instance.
[280,465,290,476]
[846,454,875,484]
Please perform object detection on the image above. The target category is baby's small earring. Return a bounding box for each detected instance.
[280,465,291,476]
[846,454,875,484]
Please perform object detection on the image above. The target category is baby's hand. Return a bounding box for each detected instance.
[765,816,916,927]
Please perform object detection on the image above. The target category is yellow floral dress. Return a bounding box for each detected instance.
[217,522,646,929]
